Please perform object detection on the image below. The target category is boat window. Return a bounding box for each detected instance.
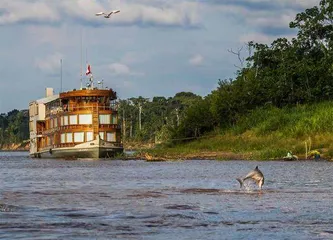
[99,132,104,140]
[107,132,116,142]
[112,114,117,124]
[79,114,92,124]
[99,114,111,124]
[64,116,69,125]
[61,133,66,143]
[69,115,78,125]
[66,133,73,143]
[74,132,84,142]
[86,132,94,142]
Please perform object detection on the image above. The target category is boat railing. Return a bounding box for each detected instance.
[99,124,121,129]
[42,141,123,150]
[60,124,119,130]
[42,124,120,134]
[65,105,118,112]
[58,125,94,130]
[46,105,118,116]
[46,107,63,116]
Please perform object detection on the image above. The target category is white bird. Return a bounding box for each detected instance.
[104,10,120,18]
[95,10,120,18]
[95,12,105,16]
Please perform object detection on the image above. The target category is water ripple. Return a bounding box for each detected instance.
[1,153,333,239]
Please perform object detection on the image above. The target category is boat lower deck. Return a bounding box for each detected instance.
[30,139,123,159]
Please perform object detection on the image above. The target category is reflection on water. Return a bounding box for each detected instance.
[1,151,333,239]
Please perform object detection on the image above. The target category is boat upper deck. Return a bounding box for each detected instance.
[44,88,118,116]
[60,88,117,100]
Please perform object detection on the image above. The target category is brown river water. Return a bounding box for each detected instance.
[1,151,333,239]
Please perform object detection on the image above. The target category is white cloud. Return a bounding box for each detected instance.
[203,0,320,38]
[205,0,319,10]
[120,51,148,65]
[0,0,200,28]
[247,11,296,28]
[196,0,318,45]
[25,26,70,48]
[189,54,204,66]
[109,63,130,75]
[35,53,63,73]
[213,5,295,30]
[108,63,144,76]
[264,0,319,9]
[0,0,59,25]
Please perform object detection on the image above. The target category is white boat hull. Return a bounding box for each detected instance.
[30,139,123,159]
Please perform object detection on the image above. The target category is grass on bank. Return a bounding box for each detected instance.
[145,101,333,160]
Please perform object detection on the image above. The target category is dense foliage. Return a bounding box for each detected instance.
[0,110,29,147]
[149,101,333,160]
[169,0,333,141]
[118,92,202,143]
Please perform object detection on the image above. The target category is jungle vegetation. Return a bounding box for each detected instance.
[0,110,29,147]
[119,0,333,144]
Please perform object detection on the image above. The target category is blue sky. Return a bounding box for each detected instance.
[0,0,319,112]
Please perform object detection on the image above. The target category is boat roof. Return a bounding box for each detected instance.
[60,89,116,99]
[35,94,59,104]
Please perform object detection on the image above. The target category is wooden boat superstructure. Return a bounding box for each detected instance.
[29,87,123,159]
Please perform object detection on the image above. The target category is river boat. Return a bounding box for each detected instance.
[29,79,123,159]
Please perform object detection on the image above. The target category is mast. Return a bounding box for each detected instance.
[86,47,88,65]
[60,59,63,93]
[80,29,83,89]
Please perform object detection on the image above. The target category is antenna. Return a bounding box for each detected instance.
[80,29,83,89]
[86,47,88,89]
[98,79,104,89]
[60,59,63,93]
[86,47,88,65]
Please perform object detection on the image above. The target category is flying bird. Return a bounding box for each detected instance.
[95,10,120,18]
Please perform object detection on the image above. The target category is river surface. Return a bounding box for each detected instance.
[1,152,333,239]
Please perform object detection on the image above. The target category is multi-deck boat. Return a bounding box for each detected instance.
[29,86,123,159]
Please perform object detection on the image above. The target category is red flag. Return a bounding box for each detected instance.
[86,64,91,75]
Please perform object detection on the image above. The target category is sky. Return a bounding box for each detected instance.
[0,0,320,112]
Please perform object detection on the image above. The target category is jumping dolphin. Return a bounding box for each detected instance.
[236,166,264,189]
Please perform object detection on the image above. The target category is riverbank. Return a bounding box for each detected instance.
[137,102,333,161]
[134,151,329,161]
[136,132,333,161]
[1,133,331,161]
[0,141,29,151]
